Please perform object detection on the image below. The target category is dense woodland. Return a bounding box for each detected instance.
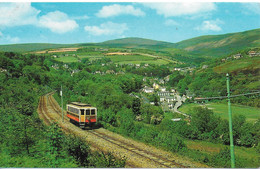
[0,51,259,168]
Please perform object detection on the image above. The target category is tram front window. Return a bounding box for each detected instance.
[91,109,95,115]
[80,109,84,115]
[86,109,90,115]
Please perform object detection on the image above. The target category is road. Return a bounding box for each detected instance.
[173,94,190,117]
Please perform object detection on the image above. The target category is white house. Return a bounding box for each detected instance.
[143,86,154,93]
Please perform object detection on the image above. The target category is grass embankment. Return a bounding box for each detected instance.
[179,102,259,123]
[184,139,259,168]
[214,57,260,74]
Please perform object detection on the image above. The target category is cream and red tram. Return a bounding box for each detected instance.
[66,102,97,128]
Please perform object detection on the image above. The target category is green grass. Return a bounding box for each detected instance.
[185,139,259,168]
[105,54,171,65]
[214,57,260,74]
[179,103,260,123]
[118,59,169,65]
[55,56,79,63]
[106,54,154,62]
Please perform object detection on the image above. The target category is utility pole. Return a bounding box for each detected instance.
[226,73,235,168]
[61,85,64,122]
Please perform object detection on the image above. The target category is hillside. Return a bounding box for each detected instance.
[0,29,259,61]
[99,37,175,49]
[0,43,77,52]
[173,28,260,57]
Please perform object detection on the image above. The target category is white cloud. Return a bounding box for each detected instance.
[0,3,40,28]
[195,19,224,32]
[0,3,78,34]
[38,11,79,34]
[84,22,128,36]
[96,4,145,18]
[6,36,20,43]
[72,15,89,20]
[144,2,216,17]
[0,31,20,43]
[164,19,180,26]
[242,3,260,15]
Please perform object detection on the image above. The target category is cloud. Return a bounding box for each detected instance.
[0,3,78,34]
[84,22,128,36]
[96,4,145,18]
[195,19,224,32]
[0,31,20,43]
[164,19,180,26]
[0,3,40,28]
[144,2,216,17]
[38,11,79,34]
[72,15,89,20]
[242,3,260,15]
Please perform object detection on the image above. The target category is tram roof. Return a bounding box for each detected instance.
[67,102,96,109]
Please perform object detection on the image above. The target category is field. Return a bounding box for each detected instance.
[55,56,79,63]
[105,54,171,65]
[179,103,260,123]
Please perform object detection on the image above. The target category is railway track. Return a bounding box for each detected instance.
[38,93,189,168]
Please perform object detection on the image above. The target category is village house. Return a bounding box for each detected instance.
[158,91,171,97]
[159,79,165,84]
[248,51,256,57]
[164,75,170,82]
[71,69,80,76]
[159,87,166,92]
[233,53,242,59]
[63,64,69,69]
[166,96,175,102]
[143,86,154,93]
[0,68,7,72]
[153,83,159,90]
[116,71,125,75]
[202,65,208,69]
[174,68,181,71]
[106,70,115,74]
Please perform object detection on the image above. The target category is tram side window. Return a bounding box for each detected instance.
[86,109,90,115]
[91,109,95,115]
[80,109,84,115]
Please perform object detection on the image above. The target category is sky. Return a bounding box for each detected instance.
[0,2,259,44]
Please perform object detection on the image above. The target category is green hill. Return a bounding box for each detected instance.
[173,28,260,57]
[0,29,259,62]
[0,43,76,52]
[99,37,175,49]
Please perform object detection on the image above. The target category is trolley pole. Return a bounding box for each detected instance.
[226,73,235,168]
[61,85,64,122]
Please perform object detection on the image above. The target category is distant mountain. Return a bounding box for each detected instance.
[173,28,260,57]
[0,29,259,59]
[0,43,76,52]
[99,37,175,49]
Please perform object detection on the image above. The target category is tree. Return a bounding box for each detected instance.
[132,97,141,115]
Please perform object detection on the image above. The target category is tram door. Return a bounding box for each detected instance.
[86,109,90,123]
[80,109,85,123]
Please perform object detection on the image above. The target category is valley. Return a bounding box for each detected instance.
[1,28,259,168]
